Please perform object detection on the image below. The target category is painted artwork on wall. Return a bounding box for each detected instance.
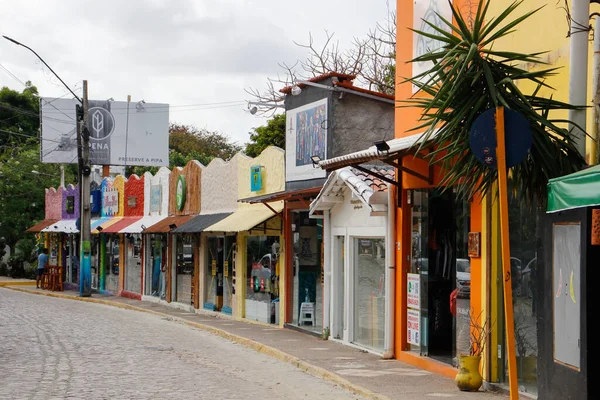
[295,103,326,166]
[285,98,328,182]
[412,0,453,93]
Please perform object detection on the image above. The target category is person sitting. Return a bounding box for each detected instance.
[36,248,49,288]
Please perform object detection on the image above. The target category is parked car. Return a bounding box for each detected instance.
[456,258,471,299]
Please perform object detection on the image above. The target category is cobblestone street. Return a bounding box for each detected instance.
[0,289,366,400]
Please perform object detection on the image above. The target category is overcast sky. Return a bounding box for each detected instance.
[0,0,394,147]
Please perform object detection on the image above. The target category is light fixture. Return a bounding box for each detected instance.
[246,101,284,115]
[107,97,114,102]
[291,86,302,96]
[310,155,321,167]
[169,223,177,230]
[97,226,103,232]
[374,140,390,153]
[140,224,146,231]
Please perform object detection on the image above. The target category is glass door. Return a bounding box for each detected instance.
[409,189,429,356]
[333,236,345,339]
[353,237,386,351]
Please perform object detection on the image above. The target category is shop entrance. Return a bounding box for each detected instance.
[174,235,194,305]
[245,235,281,324]
[124,234,142,294]
[146,234,166,299]
[205,236,235,313]
[409,189,470,365]
[105,235,120,293]
[291,211,323,334]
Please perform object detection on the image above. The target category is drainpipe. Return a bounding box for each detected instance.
[591,13,600,164]
[383,183,396,359]
[323,209,331,338]
[568,0,591,161]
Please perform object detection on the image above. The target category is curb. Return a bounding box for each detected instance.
[4,286,390,400]
[0,281,36,287]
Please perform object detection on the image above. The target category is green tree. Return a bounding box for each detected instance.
[404,0,585,205]
[244,114,286,157]
[0,82,40,147]
[0,142,76,248]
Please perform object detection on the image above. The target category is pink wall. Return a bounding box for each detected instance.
[45,187,63,220]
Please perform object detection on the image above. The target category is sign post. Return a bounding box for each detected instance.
[470,106,531,399]
[494,106,518,399]
[79,80,92,297]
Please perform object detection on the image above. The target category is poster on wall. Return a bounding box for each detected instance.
[412,0,453,93]
[552,223,581,369]
[407,308,421,346]
[285,98,328,182]
[40,97,169,166]
[407,273,421,309]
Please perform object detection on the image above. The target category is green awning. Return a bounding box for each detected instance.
[547,165,600,213]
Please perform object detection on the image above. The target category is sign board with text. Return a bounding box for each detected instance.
[40,97,169,167]
[407,273,421,309]
[407,308,421,346]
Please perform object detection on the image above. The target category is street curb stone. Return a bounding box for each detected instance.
[4,286,390,400]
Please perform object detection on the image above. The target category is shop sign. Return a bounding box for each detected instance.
[223,260,229,277]
[250,165,262,192]
[150,185,161,213]
[407,273,420,309]
[103,188,119,216]
[407,309,421,346]
[176,175,186,211]
[211,259,217,276]
[66,195,75,214]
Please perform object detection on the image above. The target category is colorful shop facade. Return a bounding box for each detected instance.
[31,147,285,325]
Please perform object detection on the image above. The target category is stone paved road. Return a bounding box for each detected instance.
[0,289,366,400]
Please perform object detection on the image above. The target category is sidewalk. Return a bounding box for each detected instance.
[0,276,36,286]
[4,286,507,400]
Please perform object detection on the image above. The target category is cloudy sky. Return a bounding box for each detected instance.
[0,0,394,146]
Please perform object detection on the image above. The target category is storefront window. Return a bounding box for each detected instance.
[91,236,99,290]
[106,235,119,293]
[206,236,236,313]
[409,189,470,366]
[245,235,280,324]
[67,235,79,284]
[291,212,323,333]
[147,235,166,298]
[353,237,385,351]
[124,234,142,294]
[175,235,193,305]
[498,191,539,395]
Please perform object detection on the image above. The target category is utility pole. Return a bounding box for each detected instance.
[78,81,92,297]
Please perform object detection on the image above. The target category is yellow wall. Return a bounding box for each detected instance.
[486,0,600,163]
[236,146,285,206]
[113,175,126,217]
[234,146,286,324]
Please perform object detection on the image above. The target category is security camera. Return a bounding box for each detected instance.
[291,86,302,96]
[250,106,258,115]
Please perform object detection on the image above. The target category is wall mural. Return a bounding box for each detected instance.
[412,0,453,93]
[285,98,328,182]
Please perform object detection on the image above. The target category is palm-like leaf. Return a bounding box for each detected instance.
[402,0,586,205]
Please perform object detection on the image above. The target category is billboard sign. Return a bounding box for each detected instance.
[40,97,169,166]
[285,98,327,182]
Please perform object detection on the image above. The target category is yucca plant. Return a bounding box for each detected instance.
[404,0,586,205]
